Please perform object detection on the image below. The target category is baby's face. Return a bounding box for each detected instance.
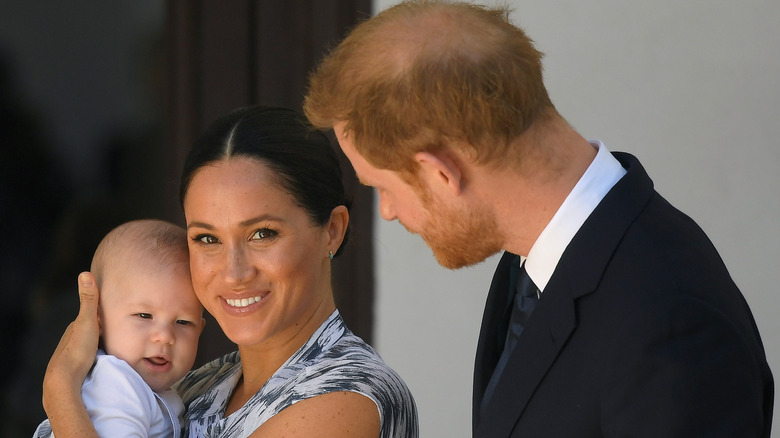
[99,260,204,392]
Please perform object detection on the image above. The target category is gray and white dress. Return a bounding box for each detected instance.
[176,310,418,437]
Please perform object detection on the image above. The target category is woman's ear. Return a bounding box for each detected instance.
[326,205,350,254]
[414,150,464,196]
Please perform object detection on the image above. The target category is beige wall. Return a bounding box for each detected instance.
[371,1,780,436]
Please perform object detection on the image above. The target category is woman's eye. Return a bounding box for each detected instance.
[251,228,278,240]
[194,234,219,244]
[137,313,152,319]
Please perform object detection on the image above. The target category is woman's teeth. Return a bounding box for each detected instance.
[226,296,263,308]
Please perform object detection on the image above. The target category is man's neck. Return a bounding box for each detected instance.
[471,118,597,257]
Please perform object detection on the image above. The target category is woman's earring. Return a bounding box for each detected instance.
[329,250,334,260]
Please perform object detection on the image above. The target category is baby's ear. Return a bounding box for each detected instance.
[199,317,206,335]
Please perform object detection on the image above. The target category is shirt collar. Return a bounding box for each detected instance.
[524,140,627,291]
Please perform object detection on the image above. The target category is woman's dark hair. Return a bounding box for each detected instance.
[180,105,352,256]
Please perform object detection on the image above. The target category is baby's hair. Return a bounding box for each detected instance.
[90,219,189,288]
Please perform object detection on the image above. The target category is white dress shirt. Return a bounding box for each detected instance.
[525,141,627,292]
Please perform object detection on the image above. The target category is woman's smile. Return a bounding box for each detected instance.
[222,291,271,315]
[225,295,265,308]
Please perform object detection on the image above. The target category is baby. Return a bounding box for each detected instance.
[35,219,205,438]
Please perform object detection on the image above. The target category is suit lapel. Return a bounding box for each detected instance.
[473,152,656,436]
[473,251,516,419]
[477,281,578,437]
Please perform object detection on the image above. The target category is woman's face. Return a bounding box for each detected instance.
[182,157,337,349]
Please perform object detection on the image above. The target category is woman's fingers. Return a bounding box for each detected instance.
[42,272,101,411]
[75,272,99,334]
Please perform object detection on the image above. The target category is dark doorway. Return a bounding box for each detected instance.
[0,2,373,436]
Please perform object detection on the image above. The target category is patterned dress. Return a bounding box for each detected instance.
[176,311,418,437]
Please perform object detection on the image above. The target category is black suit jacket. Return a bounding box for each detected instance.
[473,153,773,437]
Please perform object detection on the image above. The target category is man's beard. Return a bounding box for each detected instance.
[414,192,503,270]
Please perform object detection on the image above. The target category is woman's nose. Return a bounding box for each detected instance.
[224,245,254,285]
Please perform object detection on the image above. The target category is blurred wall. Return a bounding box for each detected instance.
[371,1,780,436]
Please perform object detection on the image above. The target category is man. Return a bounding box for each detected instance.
[304,1,773,436]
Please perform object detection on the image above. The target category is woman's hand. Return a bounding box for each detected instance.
[41,272,100,438]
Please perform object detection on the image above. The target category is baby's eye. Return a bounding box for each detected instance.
[251,228,278,240]
[137,313,152,319]
[176,319,193,326]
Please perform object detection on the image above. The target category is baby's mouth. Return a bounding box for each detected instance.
[146,356,170,366]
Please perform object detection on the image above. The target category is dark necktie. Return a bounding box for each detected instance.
[503,259,539,353]
[495,255,521,353]
[481,255,540,416]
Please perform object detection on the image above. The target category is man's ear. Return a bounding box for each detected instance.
[414,150,464,196]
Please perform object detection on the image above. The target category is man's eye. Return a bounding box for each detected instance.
[137,313,152,319]
[252,228,278,240]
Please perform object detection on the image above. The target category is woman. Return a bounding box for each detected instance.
[42,106,418,437]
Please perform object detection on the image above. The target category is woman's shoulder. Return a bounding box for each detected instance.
[311,331,419,436]
[300,329,416,406]
[299,313,412,391]
[322,330,391,370]
[254,322,418,437]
